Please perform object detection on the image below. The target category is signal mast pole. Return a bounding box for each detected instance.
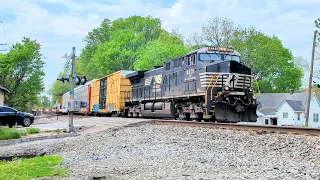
[58,47,86,133]
[69,47,76,133]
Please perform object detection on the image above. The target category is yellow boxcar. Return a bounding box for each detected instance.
[55,96,62,110]
[89,70,134,116]
[106,70,135,115]
[89,78,104,114]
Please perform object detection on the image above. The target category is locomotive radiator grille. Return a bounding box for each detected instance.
[199,72,254,89]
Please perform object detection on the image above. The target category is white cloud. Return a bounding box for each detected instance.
[0,0,318,90]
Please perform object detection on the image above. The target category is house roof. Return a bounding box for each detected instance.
[257,92,317,115]
[259,107,276,115]
[285,100,304,111]
[0,85,9,93]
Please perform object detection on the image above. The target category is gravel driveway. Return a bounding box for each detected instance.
[0,123,320,180]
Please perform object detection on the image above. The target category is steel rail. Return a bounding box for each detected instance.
[150,120,320,136]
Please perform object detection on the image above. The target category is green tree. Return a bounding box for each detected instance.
[48,72,72,101]
[134,30,189,70]
[77,19,112,80]
[79,15,180,77]
[200,17,239,47]
[0,37,45,112]
[188,17,304,93]
[39,95,54,108]
[232,28,303,92]
[185,32,207,50]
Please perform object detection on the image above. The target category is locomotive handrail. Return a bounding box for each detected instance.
[210,76,219,101]
[253,76,261,98]
[205,75,219,104]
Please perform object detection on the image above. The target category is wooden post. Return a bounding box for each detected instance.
[306,31,317,127]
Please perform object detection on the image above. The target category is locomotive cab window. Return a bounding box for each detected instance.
[174,59,180,68]
[199,53,240,62]
[184,56,188,65]
[163,75,168,91]
[165,62,170,70]
[188,54,196,66]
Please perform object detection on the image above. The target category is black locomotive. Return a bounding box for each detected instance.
[124,46,258,123]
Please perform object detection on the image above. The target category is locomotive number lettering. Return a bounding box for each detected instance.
[186,68,195,75]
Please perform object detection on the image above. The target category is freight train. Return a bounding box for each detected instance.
[54,46,258,123]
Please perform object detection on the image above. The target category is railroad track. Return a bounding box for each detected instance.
[151,120,320,136]
[34,114,87,119]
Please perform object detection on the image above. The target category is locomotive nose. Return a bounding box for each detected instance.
[205,61,251,75]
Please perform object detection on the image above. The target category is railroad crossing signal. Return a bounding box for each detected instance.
[57,77,69,84]
[75,76,87,85]
[57,75,87,85]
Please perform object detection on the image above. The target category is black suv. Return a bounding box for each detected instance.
[0,106,34,127]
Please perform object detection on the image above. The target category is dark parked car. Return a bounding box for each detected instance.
[0,106,34,127]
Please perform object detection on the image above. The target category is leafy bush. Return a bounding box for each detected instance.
[26,127,40,134]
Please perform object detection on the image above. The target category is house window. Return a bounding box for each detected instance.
[313,113,319,122]
[297,113,300,121]
[283,112,288,118]
[265,119,269,125]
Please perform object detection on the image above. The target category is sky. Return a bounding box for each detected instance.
[0,0,319,93]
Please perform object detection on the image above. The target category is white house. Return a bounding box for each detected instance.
[253,92,320,128]
[0,85,9,106]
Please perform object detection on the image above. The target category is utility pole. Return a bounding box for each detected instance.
[68,47,76,133]
[306,30,317,127]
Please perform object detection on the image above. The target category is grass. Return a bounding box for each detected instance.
[26,127,40,134]
[0,127,41,140]
[0,128,26,140]
[0,155,69,180]
[44,129,63,134]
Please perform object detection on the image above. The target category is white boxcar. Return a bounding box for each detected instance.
[61,80,95,115]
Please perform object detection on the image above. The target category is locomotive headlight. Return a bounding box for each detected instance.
[224,86,230,91]
[248,87,252,92]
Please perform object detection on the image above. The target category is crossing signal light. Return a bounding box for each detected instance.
[75,76,87,85]
[57,77,69,84]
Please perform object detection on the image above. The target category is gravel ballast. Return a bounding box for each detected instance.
[0,123,320,179]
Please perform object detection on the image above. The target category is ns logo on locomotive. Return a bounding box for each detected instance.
[125,46,258,123]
